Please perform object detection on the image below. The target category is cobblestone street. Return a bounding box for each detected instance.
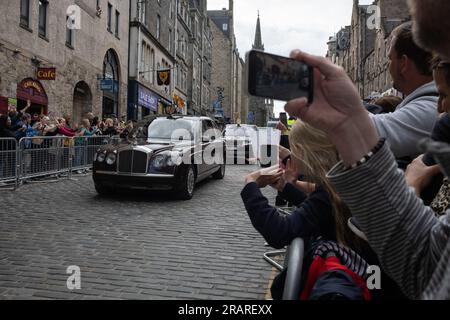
[0,165,278,300]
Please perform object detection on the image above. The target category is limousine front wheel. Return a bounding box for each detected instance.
[176,165,196,200]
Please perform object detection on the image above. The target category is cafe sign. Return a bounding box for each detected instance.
[37,67,56,80]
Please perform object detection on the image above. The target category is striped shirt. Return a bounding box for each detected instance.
[312,240,369,280]
[327,141,450,300]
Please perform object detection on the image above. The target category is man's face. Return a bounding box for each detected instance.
[388,39,402,91]
[8,106,17,115]
[434,68,450,114]
[408,0,450,60]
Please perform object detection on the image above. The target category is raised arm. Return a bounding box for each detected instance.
[284,50,450,299]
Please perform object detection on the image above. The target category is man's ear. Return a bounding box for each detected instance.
[400,54,410,75]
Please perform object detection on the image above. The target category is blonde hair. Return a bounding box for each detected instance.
[81,118,91,128]
[105,118,114,127]
[289,120,360,248]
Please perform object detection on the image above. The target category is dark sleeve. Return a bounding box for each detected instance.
[241,183,335,249]
[423,114,450,166]
[280,182,307,206]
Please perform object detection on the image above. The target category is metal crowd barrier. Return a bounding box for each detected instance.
[0,136,112,190]
[0,138,18,189]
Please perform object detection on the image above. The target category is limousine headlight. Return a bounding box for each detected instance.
[96,151,106,163]
[106,152,117,165]
[151,154,166,169]
[150,152,182,171]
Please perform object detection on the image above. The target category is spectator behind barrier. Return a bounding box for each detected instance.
[0,115,14,139]
[283,7,450,297]
[405,58,450,214]
[103,118,119,136]
[369,22,438,160]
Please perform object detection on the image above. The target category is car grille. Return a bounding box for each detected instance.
[119,150,148,174]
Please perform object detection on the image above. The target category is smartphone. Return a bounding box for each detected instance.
[279,112,288,128]
[247,50,314,102]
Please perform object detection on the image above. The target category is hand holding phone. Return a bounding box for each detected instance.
[247,50,314,102]
[245,166,283,188]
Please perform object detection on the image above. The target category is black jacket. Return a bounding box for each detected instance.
[241,182,335,249]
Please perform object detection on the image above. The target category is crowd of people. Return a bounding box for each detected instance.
[0,104,135,141]
[242,0,450,300]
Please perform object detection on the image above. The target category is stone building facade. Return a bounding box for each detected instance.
[208,0,246,124]
[188,0,213,116]
[128,0,176,119]
[0,0,129,125]
[128,0,212,120]
[327,0,409,99]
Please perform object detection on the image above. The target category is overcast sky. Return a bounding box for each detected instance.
[207,0,374,117]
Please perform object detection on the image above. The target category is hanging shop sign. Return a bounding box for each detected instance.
[157,69,171,86]
[37,67,56,80]
[173,94,185,109]
[100,79,113,91]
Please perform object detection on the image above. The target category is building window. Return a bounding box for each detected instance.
[222,23,228,31]
[144,44,150,83]
[168,29,172,53]
[20,0,30,28]
[140,1,146,25]
[39,0,48,38]
[140,41,146,78]
[156,15,160,39]
[66,16,74,47]
[115,10,120,37]
[181,35,185,58]
[169,0,173,19]
[151,49,155,84]
[107,3,112,32]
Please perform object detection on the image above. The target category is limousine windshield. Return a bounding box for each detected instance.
[147,118,195,140]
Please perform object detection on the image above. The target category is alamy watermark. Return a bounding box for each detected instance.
[161,128,279,166]
[367,265,382,290]
[67,5,81,30]
[66,265,81,290]
[366,5,382,30]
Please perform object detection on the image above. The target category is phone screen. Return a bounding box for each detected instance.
[247,50,313,102]
[279,112,288,128]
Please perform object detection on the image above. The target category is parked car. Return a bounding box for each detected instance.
[224,124,257,165]
[92,116,226,200]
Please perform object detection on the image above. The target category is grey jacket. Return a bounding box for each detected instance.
[370,82,439,158]
[328,141,450,299]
